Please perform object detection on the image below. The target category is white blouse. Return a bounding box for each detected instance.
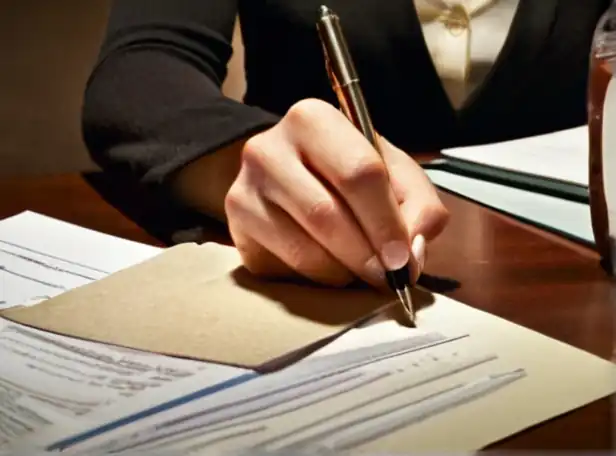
[414,0,520,108]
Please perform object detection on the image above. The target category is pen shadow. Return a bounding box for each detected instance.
[228,267,437,372]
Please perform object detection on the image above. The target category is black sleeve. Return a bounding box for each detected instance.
[82,0,280,187]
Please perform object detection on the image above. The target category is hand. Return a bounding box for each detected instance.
[225,99,449,288]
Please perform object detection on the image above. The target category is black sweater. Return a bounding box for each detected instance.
[82,0,610,188]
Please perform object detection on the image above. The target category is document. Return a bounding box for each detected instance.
[1,242,391,367]
[12,295,616,454]
[34,327,520,455]
[0,319,246,449]
[0,212,247,449]
[441,126,589,186]
[1,211,615,454]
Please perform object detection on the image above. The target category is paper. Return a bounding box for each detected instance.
[1,212,614,453]
[0,318,245,449]
[425,169,594,244]
[0,211,161,308]
[1,242,392,367]
[14,295,616,454]
[442,126,589,186]
[0,212,248,449]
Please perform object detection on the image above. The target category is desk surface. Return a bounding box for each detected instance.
[0,171,613,450]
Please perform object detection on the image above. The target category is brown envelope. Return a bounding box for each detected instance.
[0,243,392,368]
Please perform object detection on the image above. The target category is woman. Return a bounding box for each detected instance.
[82,0,609,289]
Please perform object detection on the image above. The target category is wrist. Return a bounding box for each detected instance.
[170,138,248,222]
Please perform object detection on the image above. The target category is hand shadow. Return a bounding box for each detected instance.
[229,267,435,325]
[228,267,436,372]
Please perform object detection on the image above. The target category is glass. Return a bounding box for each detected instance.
[588,0,616,274]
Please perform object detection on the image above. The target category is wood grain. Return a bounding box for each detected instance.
[0,171,613,450]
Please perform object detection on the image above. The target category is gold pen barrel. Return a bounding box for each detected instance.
[317,6,358,85]
[317,6,381,152]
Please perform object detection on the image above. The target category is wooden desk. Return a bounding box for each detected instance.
[0,171,613,450]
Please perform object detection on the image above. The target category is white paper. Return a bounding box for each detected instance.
[0,211,161,308]
[425,169,594,243]
[442,126,589,186]
[17,324,519,455]
[0,318,240,447]
[2,212,615,454]
[15,292,615,455]
[0,212,249,449]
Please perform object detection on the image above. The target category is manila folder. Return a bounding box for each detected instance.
[0,242,392,368]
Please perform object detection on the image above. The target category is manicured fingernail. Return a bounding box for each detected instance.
[380,240,410,271]
[411,234,426,272]
[364,255,386,284]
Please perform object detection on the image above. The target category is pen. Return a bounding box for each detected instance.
[316,5,415,323]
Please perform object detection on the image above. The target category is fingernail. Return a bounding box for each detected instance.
[364,255,386,284]
[380,240,410,271]
[411,234,426,272]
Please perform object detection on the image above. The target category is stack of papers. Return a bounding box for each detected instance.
[0,211,613,455]
[425,126,594,244]
[441,126,589,186]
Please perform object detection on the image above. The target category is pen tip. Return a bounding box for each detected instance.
[319,5,332,17]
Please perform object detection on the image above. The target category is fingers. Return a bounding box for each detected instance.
[223,98,449,289]
[225,170,354,287]
[241,131,387,288]
[283,99,412,274]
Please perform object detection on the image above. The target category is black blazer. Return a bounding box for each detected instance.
[84,0,610,186]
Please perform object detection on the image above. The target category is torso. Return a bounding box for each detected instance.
[415,0,520,109]
[238,0,609,152]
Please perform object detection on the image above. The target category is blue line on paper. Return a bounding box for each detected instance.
[46,372,260,451]
[103,372,383,454]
